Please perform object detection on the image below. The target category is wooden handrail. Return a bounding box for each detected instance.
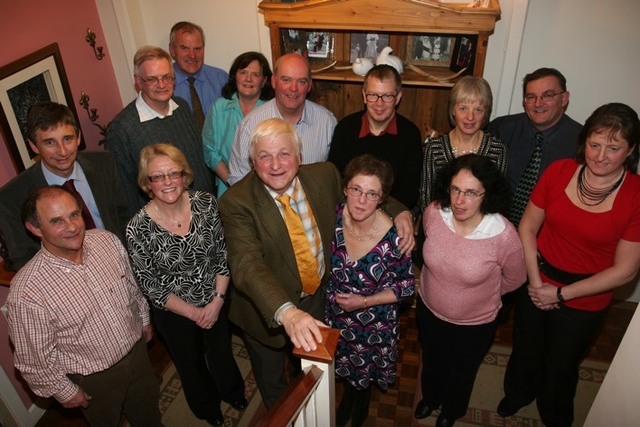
[255,327,340,427]
[292,326,340,363]
[254,365,324,427]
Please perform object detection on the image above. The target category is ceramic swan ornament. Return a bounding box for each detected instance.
[375,46,403,74]
[352,57,374,76]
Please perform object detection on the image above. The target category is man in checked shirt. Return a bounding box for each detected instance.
[6,186,162,427]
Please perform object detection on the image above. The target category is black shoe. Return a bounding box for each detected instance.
[414,399,434,419]
[206,414,224,426]
[497,397,520,417]
[436,413,455,427]
[228,397,248,411]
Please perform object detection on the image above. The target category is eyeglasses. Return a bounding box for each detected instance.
[364,93,397,103]
[346,186,381,201]
[148,170,185,183]
[523,91,565,104]
[448,186,485,199]
[137,74,176,87]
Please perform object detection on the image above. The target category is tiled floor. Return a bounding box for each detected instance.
[34,299,637,427]
[354,299,637,426]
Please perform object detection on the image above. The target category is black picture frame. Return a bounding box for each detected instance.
[449,35,478,75]
[0,43,84,173]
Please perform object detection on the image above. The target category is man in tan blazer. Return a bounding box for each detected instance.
[218,118,414,408]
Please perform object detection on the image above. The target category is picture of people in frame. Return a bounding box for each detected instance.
[410,36,453,64]
[306,31,331,58]
[455,36,474,69]
[281,28,309,57]
[350,32,390,63]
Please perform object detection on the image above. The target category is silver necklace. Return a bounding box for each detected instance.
[153,202,186,228]
[450,131,481,157]
[344,209,380,242]
[451,145,478,157]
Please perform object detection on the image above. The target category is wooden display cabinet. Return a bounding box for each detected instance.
[259,0,501,138]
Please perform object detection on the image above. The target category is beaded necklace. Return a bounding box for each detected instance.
[576,165,625,206]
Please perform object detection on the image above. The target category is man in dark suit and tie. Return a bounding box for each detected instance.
[0,101,130,271]
[218,118,415,408]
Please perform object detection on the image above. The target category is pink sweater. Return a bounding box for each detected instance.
[420,204,526,325]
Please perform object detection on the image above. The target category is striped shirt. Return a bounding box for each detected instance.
[227,99,337,185]
[6,229,150,403]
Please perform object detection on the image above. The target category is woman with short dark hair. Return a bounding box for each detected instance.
[415,154,525,427]
[326,154,415,427]
[203,51,274,197]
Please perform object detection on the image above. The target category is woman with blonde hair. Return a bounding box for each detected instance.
[126,143,246,426]
[419,76,507,212]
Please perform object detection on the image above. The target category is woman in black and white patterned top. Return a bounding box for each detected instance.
[419,76,508,213]
[126,143,246,426]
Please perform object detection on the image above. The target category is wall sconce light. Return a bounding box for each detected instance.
[79,92,99,121]
[85,28,105,60]
[79,92,109,144]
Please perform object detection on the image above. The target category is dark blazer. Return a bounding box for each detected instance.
[218,162,407,348]
[0,151,131,271]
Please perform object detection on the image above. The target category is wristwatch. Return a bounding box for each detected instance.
[212,291,226,301]
[556,286,566,303]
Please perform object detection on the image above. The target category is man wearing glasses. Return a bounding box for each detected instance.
[487,68,582,323]
[227,53,337,185]
[328,65,423,210]
[487,67,582,216]
[106,46,213,211]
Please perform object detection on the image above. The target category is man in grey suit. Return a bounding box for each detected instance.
[218,118,414,408]
[0,102,130,271]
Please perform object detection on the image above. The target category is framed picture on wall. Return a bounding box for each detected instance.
[349,32,390,63]
[0,43,84,173]
[406,35,456,67]
[449,35,478,75]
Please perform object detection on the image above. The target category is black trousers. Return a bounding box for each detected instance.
[243,293,325,408]
[503,285,606,427]
[416,298,497,420]
[153,306,245,420]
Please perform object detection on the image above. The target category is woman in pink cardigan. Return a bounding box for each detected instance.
[414,154,526,427]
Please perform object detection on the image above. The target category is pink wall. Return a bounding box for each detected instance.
[0,0,126,410]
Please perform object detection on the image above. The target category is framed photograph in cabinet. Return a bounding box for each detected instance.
[281,29,309,56]
[306,31,332,58]
[350,32,390,63]
[450,35,478,74]
[0,43,83,173]
[406,35,455,67]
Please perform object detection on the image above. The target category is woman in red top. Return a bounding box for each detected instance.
[498,103,640,427]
